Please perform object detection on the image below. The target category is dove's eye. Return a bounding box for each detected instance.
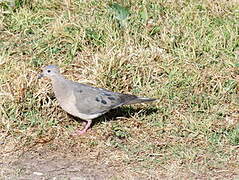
[47,70,51,73]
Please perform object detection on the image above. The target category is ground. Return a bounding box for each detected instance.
[2,150,116,179]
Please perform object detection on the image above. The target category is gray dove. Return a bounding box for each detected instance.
[39,65,156,134]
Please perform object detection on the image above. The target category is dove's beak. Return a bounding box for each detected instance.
[38,73,44,79]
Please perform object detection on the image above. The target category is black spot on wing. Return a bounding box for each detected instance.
[108,96,115,101]
[77,89,83,93]
[101,100,107,104]
[95,97,100,102]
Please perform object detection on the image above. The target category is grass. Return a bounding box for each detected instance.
[0,0,239,178]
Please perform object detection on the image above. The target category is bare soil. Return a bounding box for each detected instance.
[1,147,119,179]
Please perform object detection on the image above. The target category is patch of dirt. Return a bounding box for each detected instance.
[1,150,117,179]
[1,134,238,179]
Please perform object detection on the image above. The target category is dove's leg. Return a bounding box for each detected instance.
[75,120,92,135]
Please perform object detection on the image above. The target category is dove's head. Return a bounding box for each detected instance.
[38,65,61,79]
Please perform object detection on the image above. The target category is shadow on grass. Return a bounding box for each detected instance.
[68,106,159,127]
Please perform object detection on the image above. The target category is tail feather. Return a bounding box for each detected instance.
[120,94,157,105]
[125,97,157,105]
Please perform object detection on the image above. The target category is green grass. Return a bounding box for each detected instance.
[0,0,239,178]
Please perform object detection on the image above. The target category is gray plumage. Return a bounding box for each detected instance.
[39,65,156,134]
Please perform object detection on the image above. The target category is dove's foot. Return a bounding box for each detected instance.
[72,120,92,135]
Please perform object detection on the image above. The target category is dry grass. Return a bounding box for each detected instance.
[0,0,239,179]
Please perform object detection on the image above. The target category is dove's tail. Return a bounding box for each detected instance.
[123,96,157,105]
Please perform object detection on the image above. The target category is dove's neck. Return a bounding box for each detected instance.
[51,74,71,101]
[51,73,66,84]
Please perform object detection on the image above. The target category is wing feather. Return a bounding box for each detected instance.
[72,82,125,115]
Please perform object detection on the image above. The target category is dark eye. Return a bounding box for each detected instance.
[47,70,51,73]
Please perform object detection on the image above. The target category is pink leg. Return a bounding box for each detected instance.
[74,120,92,135]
